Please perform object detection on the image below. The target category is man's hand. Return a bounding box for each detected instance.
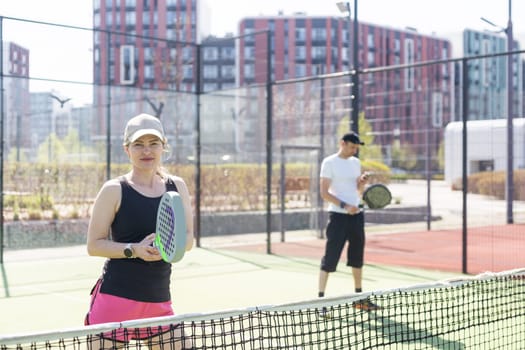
[359,171,370,185]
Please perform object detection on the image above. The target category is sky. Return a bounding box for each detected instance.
[0,0,523,105]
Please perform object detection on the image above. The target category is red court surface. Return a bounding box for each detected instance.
[226,224,525,275]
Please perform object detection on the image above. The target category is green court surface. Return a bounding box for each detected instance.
[0,243,462,336]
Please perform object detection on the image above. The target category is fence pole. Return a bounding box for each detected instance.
[461,58,469,274]
[0,16,4,265]
[195,43,202,247]
[266,30,273,254]
[105,32,112,180]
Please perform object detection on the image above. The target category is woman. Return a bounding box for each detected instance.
[85,113,194,349]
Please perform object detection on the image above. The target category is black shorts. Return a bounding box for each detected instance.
[320,211,365,272]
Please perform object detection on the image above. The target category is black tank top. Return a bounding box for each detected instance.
[99,176,178,302]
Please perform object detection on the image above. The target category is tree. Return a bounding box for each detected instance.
[336,112,383,162]
[37,134,66,163]
[391,142,418,170]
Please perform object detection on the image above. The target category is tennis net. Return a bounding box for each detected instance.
[1,268,524,349]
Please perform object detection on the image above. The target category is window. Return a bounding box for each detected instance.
[296,46,306,60]
[142,11,150,25]
[144,64,154,80]
[183,65,193,79]
[221,83,236,90]
[120,45,135,84]
[221,47,235,60]
[296,27,306,41]
[367,33,374,48]
[144,47,153,61]
[311,46,326,60]
[312,28,326,41]
[404,39,414,91]
[244,46,255,59]
[367,51,375,66]
[204,47,218,60]
[481,39,491,87]
[106,12,112,26]
[244,64,255,79]
[221,65,234,78]
[295,64,306,77]
[432,92,443,127]
[203,83,217,92]
[126,11,136,26]
[203,65,218,79]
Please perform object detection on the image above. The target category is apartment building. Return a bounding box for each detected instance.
[92,0,209,162]
[2,41,30,161]
[461,29,522,121]
[234,14,452,160]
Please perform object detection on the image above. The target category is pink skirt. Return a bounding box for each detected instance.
[85,279,175,342]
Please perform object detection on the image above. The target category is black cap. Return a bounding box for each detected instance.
[342,132,364,145]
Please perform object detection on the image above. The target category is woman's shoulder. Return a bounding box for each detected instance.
[167,174,184,182]
[99,177,124,193]
[165,174,189,192]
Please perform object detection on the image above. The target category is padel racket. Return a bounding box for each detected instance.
[362,184,392,209]
[154,191,187,263]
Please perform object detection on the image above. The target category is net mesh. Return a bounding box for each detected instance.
[2,269,524,349]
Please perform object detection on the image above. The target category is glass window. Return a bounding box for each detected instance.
[221,65,234,78]
[404,39,414,91]
[295,46,306,60]
[311,46,326,59]
[296,27,306,41]
[126,11,136,26]
[244,46,254,59]
[120,45,135,84]
[183,65,193,79]
[221,47,235,60]
[203,65,218,79]
[312,28,326,41]
[295,64,306,77]
[204,47,218,60]
[244,64,255,79]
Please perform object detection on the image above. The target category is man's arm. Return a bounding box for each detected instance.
[321,177,360,214]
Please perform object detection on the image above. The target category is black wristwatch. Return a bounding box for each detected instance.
[123,243,134,258]
[340,201,346,209]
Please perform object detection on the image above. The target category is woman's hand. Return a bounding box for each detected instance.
[133,233,162,261]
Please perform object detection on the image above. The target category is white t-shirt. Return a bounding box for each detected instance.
[320,153,361,213]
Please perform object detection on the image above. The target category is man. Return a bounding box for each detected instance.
[317,132,379,310]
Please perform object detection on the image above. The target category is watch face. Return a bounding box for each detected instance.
[124,246,133,258]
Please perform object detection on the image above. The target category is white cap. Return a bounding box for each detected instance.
[123,113,166,144]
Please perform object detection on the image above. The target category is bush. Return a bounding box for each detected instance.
[2,160,403,219]
[458,170,525,200]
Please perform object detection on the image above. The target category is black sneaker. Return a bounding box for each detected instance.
[352,298,381,311]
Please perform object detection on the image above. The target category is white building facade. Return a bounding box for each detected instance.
[444,118,525,183]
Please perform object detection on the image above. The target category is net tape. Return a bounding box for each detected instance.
[1,268,524,349]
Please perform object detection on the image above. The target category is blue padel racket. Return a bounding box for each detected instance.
[154,191,187,263]
[362,184,392,209]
